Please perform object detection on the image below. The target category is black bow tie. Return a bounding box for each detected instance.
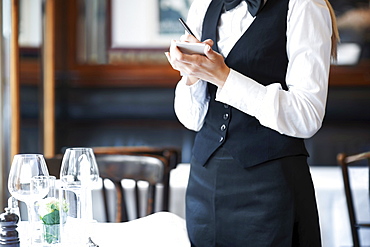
[223,0,263,16]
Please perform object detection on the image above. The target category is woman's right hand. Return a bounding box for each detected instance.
[165,35,214,86]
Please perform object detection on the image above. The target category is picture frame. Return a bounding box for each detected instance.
[110,0,193,49]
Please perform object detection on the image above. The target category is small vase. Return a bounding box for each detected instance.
[43,223,60,244]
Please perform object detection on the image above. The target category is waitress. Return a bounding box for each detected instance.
[165,0,339,245]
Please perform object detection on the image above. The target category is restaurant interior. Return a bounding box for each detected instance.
[0,0,369,246]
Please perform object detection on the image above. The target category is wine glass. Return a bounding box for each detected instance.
[59,148,99,245]
[60,147,99,220]
[8,154,50,245]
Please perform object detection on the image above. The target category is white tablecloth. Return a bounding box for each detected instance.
[169,164,370,247]
[91,212,189,247]
[18,212,189,247]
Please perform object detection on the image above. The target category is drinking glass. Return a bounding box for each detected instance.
[59,147,99,246]
[60,147,99,219]
[7,154,50,245]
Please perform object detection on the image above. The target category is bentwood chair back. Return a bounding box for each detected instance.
[92,146,181,211]
[95,154,166,222]
[337,151,370,247]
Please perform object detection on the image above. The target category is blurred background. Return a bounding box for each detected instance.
[0,0,369,210]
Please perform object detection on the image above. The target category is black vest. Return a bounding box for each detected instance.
[192,0,308,168]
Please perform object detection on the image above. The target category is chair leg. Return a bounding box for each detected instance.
[340,164,361,247]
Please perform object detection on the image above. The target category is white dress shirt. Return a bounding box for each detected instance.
[174,0,333,138]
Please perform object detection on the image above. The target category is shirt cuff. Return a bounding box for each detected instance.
[215,69,267,117]
[180,77,208,100]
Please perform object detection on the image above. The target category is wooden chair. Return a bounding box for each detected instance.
[337,151,370,247]
[95,154,167,222]
[92,146,181,169]
[92,146,181,211]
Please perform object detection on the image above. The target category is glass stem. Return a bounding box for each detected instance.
[76,194,82,219]
[26,202,35,245]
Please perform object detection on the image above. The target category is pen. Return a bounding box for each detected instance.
[179,18,196,37]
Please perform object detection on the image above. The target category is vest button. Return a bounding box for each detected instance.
[223,113,229,120]
[220,124,226,131]
[223,104,229,109]
[219,137,224,143]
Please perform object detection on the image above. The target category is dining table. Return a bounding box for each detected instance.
[17,211,190,246]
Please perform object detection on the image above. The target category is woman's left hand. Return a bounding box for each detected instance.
[165,37,230,88]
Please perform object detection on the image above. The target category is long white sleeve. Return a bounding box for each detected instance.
[174,77,210,131]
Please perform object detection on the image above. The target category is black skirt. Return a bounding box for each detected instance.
[186,147,321,247]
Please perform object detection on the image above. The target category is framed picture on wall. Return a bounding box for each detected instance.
[107,0,194,64]
[110,0,194,49]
